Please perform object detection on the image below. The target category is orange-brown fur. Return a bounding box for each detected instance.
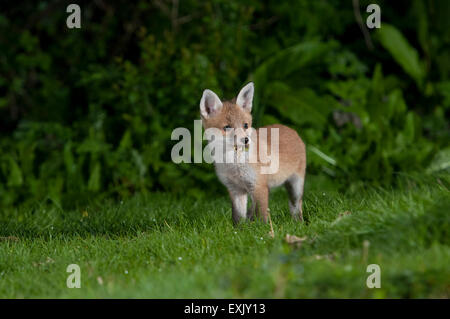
[249,124,306,221]
[200,83,306,224]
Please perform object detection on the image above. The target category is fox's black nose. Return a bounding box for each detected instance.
[243,137,249,144]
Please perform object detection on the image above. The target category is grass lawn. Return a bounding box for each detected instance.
[0,174,449,298]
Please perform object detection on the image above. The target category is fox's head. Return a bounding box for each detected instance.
[199,82,254,154]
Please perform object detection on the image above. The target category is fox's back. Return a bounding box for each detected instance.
[254,124,306,187]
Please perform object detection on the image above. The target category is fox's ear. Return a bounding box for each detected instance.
[236,82,254,112]
[200,89,223,118]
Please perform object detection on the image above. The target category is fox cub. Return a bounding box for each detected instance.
[200,82,306,224]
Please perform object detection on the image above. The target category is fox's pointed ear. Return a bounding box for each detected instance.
[236,82,254,112]
[200,89,223,118]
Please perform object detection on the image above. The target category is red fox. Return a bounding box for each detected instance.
[200,82,306,224]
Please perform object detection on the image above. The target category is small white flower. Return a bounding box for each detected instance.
[260,237,263,240]
[124,270,128,274]
[178,257,182,261]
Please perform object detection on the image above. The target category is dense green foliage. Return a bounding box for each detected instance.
[1,1,449,207]
[0,174,448,298]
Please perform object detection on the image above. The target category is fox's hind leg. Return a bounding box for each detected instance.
[247,195,256,220]
[252,185,269,223]
[229,189,248,225]
[284,173,305,222]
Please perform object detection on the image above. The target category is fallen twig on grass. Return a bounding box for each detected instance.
[285,234,308,248]
[267,209,275,238]
[0,236,19,242]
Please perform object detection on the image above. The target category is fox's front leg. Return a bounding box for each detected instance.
[252,186,269,223]
[229,189,248,225]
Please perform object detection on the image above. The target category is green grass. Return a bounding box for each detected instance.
[0,174,449,298]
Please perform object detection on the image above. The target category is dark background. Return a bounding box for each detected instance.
[0,0,449,208]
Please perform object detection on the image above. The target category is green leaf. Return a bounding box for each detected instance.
[253,41,334,83]
[387,89,407,120]
[63,142,76,175]
[132,149,147,179]
[403,112,416,143]
[118,130,132,151]
[427,147,450,173]
[266,82,336,127]
[376,24,425,87]
[308,145,337,166]
[8,158,23,187]
[88,163,101,192]
[252,41,337,124]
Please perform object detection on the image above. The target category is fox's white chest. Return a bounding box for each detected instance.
[215,162,256,192]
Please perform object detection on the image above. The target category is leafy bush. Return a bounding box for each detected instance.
[0,0,449,207]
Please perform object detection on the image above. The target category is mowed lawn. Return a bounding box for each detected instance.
[0,174,449,298]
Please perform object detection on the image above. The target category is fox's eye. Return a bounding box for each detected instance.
[243,123,248,129]
[223,125,231,131]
